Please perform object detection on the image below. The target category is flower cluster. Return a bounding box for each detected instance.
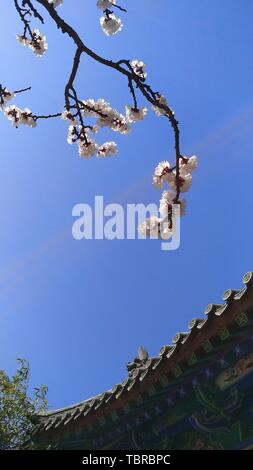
[138,155,198,239]
[159,190,186,219]
[82,98,131,134]
[138,216,173,240]
[16,29,48,56]
[97,1,125,36]
[130,60,147,80]
[97,141,118,157]
[3,105,36,128]
[63,117,118,160]
[125,105,147,123]
[62,98,147,158]
[0,87,15,109]
[152,156,197,191]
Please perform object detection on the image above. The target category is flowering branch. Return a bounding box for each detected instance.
[0,0,198,241]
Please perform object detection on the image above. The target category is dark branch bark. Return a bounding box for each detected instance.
[108,1,127,13]
[65,48,82,110]
[34,112,62,120]
[14,0,33,39]
[14,86,31,94]
[22,0,44,23]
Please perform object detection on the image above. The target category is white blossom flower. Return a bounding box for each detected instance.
[110,114,131,134]
[48,0,63,6]
[61,110,77,125]
[97,141,118,157]
[97,109,131,134]
[180,173,192,192]
[138,215,172,240]
[159,224,173,240]
[81,99,130,133]
[0,88,15,109]
[188,155,198,170]
[159,190,176,219]
[138,216,161,239]
[20,108,37,127]
[16,35,28,46]
[130,60,147,79]
[97,0,116,9]
[152,95,169,117]
[67,125,78,144]
[152,160,171,188]
[78,139,99,158]
[17,29,48,56]
[4,105,36,128]
[30,29,48,56]
[179,155,198,175]
[100,14,123,35]
[4,105,21,127]
[159,190,186,219]
[81,98,111,118]
[125,105,147,123]
[169,172,192,193]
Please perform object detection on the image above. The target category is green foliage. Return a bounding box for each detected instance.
[0,358,48,450]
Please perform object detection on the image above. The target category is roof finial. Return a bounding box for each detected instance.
[138,345,149,362]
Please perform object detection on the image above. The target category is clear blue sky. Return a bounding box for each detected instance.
[1,0,253,409]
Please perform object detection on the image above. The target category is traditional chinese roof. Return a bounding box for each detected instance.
[32,271,253,444]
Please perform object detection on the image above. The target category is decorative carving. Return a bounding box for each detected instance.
[126,346,149,377]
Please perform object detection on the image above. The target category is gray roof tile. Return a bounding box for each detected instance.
[33,270,253,436]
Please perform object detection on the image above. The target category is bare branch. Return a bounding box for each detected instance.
[65,48,82,110]
[14,0,33,39]
[22,0,44,23]
[108,1,127,13]
[14,86,31,94]
[34,112,62,120]
[128,79,138,110]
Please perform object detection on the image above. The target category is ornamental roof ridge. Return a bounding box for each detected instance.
[33,270,253,436]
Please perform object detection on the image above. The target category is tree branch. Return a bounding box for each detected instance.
[108,1,127,13]
[34,112,62,120]
[65,48,82,110]
[35,0,182,202]
[14,0,34,39]
[14,86,31,94]
[22,0,44,23]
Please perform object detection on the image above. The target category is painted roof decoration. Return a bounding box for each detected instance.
[32,271,253,439]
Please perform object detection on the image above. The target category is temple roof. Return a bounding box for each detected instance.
[32,271,253,440]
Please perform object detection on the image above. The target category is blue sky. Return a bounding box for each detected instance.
[1,0,253,409]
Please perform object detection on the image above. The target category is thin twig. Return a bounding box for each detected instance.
[15,0,183,203]
[22,0,44,23]
[109,1,127,13]
[14,86,31,94]
[128,78,138,109]
[34,112,62,120]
